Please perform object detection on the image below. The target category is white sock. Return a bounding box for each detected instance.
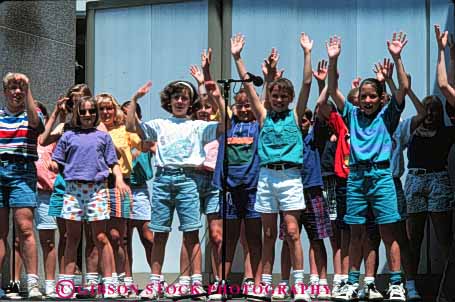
[333,274,343,285]
[160,275,165,283]
[85,273,99,286]
[124,276,133,287]
[292,270,305,284]
[341,274,349,283]
[179,276,191,286]
[191,274,203,285]
[364,276,375,286]
[45,280,55,295]
[261,274,273,285]
[406,280,416,290]
[279,279,289,286]
[27,274,40,289]
[319,279,328,286]
[309,274,320,284]
[150,274,160,285]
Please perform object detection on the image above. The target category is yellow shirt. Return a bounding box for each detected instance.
[108,125,141,178]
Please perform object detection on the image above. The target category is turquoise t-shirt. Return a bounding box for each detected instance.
[130,151,153,186]
[258,110,303,166]
[342,96,403,165]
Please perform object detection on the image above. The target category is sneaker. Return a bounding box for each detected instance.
[364,282,383,301]
[27,284,43,300]
[6,281,20,298]
[386,283,406,302]
[191,284,207,301]
[272,282,290,300]
[0,288,6,299]
[331,281,344,299]
[165,282,190,299]
[406,287,422,301]
[246,282,271,300]
[139,286,159,300]
[357,287,365,300]
[304,281,319,299]
[160,280,169,298]
[334,283,359,301]
[208,281,223,300]
[317,284,331,300]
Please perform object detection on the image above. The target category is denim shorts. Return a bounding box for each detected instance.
[301,187,333,240]
[48,174,66,217]
[345,166,400,225]
[35,191,57,230]
[255,167,305,213]
[405,170,454,213]
[130,185,151,221]
[150,167,202,233]
[190,170,220,215]
[0,160,37,208]
[223,188,261,220]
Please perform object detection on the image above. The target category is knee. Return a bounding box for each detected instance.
[40,238,55,250]
[94,232,110,247]
[310,239,324,251]
[263,228,277,242]
[109,229,121,244]
[285,226,300,242]
[16,222,34,239]
[183,231,200,245]
[210,232,222,247]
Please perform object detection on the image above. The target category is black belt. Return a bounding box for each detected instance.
[408,168,446,175]
[265,163,302,170]
[350,161,390,171]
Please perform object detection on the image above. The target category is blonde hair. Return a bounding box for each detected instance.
[95,93,125,126]
[3,72,28,91]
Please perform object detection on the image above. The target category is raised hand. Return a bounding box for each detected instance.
[313,59,328,82]
[387,31,408,58]
[300,32,314,53]
[205,80,221,99]
[434,24,448,50]
[351,77,361,89]
[326,35,341,59]
[373,58,394,82]
[262,48,280,82]
[133,81,152,100]
[231,33,245,58]
[201,48,212,70]
[190,65,204,85]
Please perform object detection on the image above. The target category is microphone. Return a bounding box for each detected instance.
[246,72,264,87]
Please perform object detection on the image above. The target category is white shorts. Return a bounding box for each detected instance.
[130,186,151,221]
[35,191,57,230]
[254,167,305,213]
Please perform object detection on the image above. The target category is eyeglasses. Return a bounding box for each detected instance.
[99,106,114,111]
[79,108,97,115]
[235,103,251,109]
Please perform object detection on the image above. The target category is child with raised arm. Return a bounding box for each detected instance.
[231,33,313,301]
[327,32,409,301]
[52,96,129,299]
[126,79,225,299]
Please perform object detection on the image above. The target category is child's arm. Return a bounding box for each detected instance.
[406,74,426,133]
[313,59,328,94]
[17,75,43,131]
[40,97,66,146]
[435,25,455,108]
[112,164,132,198]
[327,35,346,112]
[448,33,455,86]
[231,33,266,126]
[375,58,398,96]
[201,48,212,82]
[205,80,226,135]
[387,31,409,106]
[316,86,331,121]
[260,48,282,109]
[125,81,152,138]
[351,77,361,89]
[295,32,313,123]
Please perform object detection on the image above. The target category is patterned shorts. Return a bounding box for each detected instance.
[301,187,333,240]
[322,175,337,221]
[61,181,109,222]
[405,171,454,214]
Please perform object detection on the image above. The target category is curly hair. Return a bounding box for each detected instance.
[160,81,198,115]
[95,93,125,126]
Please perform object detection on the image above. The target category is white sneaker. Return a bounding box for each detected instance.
[208,281,222,300]
[27,284,43,300]
[364,282,383,301]
[317,284,331,300]
[331,281,343,299]
[386,283,406,302]
[294,282,312,302]
[139,286,159,300]
[304,281,318,299]
[272,282,290,300]
[334,283,359,301]
[165,283,190,299]
[246,282,271,300]
[406,287,422,301]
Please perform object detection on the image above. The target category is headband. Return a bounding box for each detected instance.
[174,81,195,100]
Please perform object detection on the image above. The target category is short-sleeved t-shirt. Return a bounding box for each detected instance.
[328,111,350,179]
[390,118,411,178]
[342,96,403,165]
[140,117,218,168]
[52,128,118,182]
[0,107,44,160]
[108,125,141,178]
[35,142,57,191]
[203,140,219,172]
[301,128,323,189]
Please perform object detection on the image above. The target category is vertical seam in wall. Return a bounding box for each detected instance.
[425,0,431,274]
[222,0,232,90]
[86,7,95,92]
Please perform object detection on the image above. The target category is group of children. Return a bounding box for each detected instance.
[0,24,454,302]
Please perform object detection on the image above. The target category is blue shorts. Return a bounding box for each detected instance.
[345,166,400,225]
[0,160,37,208]
[190,170,220,215]
[223,188,261,220]
[150,167,202,233]
[49,174,66,217]
[35,191,57,230]
[130,185,151,221]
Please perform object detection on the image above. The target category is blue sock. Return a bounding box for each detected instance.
[389,271,402,285]
[347,271,360,285]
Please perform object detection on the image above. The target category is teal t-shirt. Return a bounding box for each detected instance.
[258,110,303,166]
[342,96,403,165]
[130,151,153,186]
